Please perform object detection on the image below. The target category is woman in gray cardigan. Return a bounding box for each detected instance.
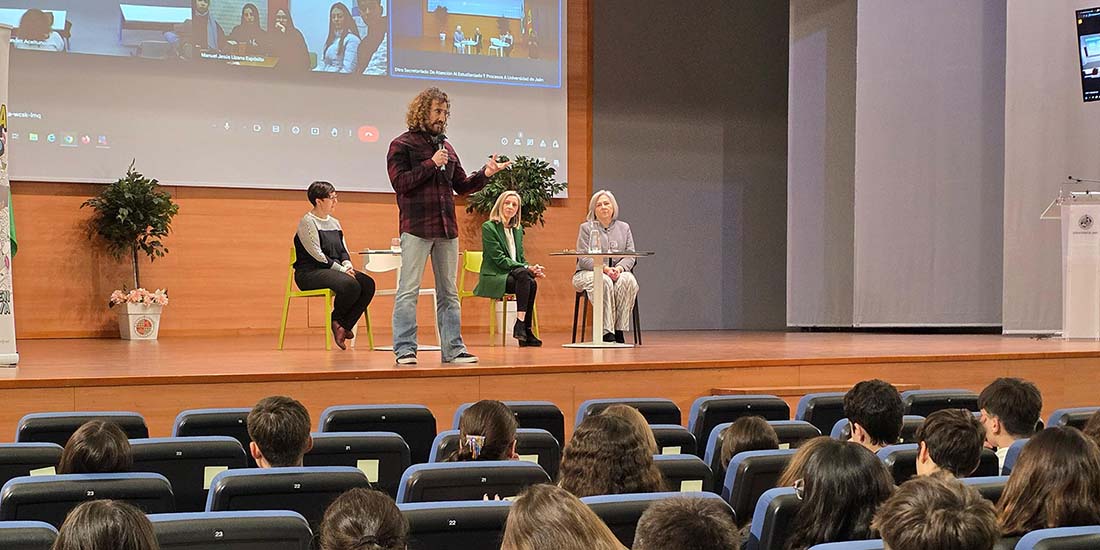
[572,189,638,343]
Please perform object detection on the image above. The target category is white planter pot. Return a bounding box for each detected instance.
[117,303,163,340]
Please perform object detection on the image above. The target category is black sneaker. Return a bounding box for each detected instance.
[602,332,616,343]
[395,353,417,365]
[614,330,625,344]
[449,352,479,364]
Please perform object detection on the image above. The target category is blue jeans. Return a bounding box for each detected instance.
[392,232,467,360]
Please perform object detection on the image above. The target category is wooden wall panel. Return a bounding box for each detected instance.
[0,387,75,440]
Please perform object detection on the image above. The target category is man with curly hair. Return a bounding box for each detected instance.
[386,87,511,365]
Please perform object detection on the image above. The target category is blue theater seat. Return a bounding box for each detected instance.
[0,472,174,527]
[769,420,822,448]
[130,436,248,513]
[652,454,713,493]
[574,398,682,427]
[808,541,885,550]
[304,432,410,499]
[0,521,57,550]
[960,475,1008,504]
[1047,407,1100,430]
[746,487,802,550]
[650,424,697,456]
[1002,438,1029,475]
[1016,525,1100,550]
[795,392,846,435]
[395,461,549,504]
[428,428,561,480]
[16,412,148,446]
[582,491,732,548]
[689,396,789,457]
[401,500,511,550]
[721,449,796,526]
[205,467,370,528]
[149,510,313,550]
[171,408,253,467]
[452,401,565,446]
[0,443,63,489]
[318,405,437,465]
[900,389,979,417]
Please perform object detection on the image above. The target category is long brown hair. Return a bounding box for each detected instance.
[405,87,449,132]
[501,484,625,550]
[776,436,831,488]
[998,427,1100,536]
[559,415,665,498]
[58,420,133,475]
[319,488,408,550]
[447,400,517,461]
[52,500,159,550]
[600,404,657,455]
[720,416,780,469]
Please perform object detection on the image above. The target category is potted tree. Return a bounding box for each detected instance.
[465,155,566,228]
[82,162,179,340]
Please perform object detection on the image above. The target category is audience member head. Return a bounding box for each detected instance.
[978,377,1042,449]
[1083,409,1100,449]
[16,8,52,41]
[843,379,904,452]
[559,414,665,498]
[719,416,780,469]
[448,399,518,461]
[776,436,832,488]
[52,500,159,550]
[247,395,313,468]
[998,427,1100,536]
[319,487,408,550]
[784,439,895,550]
[915,408,985,478]
[600,404,657,455]
[633,497,740,550]
[57,420,133,475]
[501,484,625,550]
[873,475,999,550]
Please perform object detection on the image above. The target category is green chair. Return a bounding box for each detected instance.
[278,248,333,350]
[458,251,539,346]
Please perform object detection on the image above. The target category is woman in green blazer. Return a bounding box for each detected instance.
[474,191,545,346]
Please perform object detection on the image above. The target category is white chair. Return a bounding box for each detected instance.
[354,253,440,351]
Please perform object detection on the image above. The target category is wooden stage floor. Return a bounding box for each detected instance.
[2,331,1099,442]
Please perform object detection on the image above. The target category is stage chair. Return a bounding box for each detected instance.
[362,252,439,351]
[574,398,681,427]
[572,290,641,345]
[769,420,822,448]
[205,467,370,528]
[172,408,254,467]
[278,247,334,351]
[688,396,790,458]
[651,424,696,456]
[1015,526,1100,550]
[582,492,732,548]
[1001,438,1029,475]
[304,432,410,499]
[150,510,313,550]
[16,411,149,446]
[795,392,847,435]
[429,428,561,480]
[452,401,565,446]
[653,454,713,493]
[830,415,925,444]
[961,475,1008,504]
[395,461,549,504]
[807,542,885,550]
[721,449,796,526]
[0,521,57,550]
[130,436,248,513]
[401,500,511,550]
[1048,407,1100,429]
[745,487,802,550]
[0,472,174,527]
[318,404,436,465]
[457,251,540,346]
[0,442,63,488]
[900,389,979,417]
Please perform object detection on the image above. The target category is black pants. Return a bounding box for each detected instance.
[505,266,537,320]
[295,269,376,331]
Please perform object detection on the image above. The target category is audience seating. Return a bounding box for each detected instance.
[722,449,796,525]
[900,389,979,417]
[0,521,57,550]
[304,432,410,499]
[705,421,809,489]
[795,392,847,436]
[205,467,371,528]
[149,510,313,550]
[401,500,511,550]
[395,461,549,504]
[745,487,802,550]
[961,476,1008,504]
[0,472,174,527]
[1016,526,1100,550]
[876,443,999,484]
[451,401,565,446]
[583,492,732,548]
[652,454,713,493]
[15,412,149,446]
[1002,438,1029,475]
[171,408,254,467]
[428,428,561,480]
[807,542,884,550]
[651,424,697,456]
[1048,407,1100,430]
[689,396,790,457]
[574,398,681,426]
[318,405,437,465]
[0,443,63,488]
[130,436,248,513]
[769,420,822,448]
[830,416,925,444]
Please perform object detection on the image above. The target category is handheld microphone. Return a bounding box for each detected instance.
[435,134,448,171]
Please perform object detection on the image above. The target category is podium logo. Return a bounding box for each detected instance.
[1081,215,1094,230]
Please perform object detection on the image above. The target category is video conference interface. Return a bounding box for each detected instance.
[1078,7,1100,102]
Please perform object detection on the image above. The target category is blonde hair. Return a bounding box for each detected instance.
[586,190,619,223]
[489,190,522,228]
[405,87,449,132]
[501,484,626,550]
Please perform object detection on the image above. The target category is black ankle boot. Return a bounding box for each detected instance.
[614,330,625,344]
[523,326,542,347]
[513,319,528,342]
[603,332,616,343]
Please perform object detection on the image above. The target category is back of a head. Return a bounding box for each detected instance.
[1083,409,1100,448]
[873,475,998,550]
[720,416,780,469]
[777,436,831,488]
[559,415,665,498]
[998,427,1100,536]
[916,409,985,477]
[501,484,624,550]
[247,395,312,467]
[633,497,740,550]
[320,487,408,550]
[600,404,658,455]
[52,499,159,550]
[449,400,518,461]
[843,379,904,447]
[58,420,133,475]
[978,378,1042,438]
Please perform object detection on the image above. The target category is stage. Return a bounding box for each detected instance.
[2,330,1099,442]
